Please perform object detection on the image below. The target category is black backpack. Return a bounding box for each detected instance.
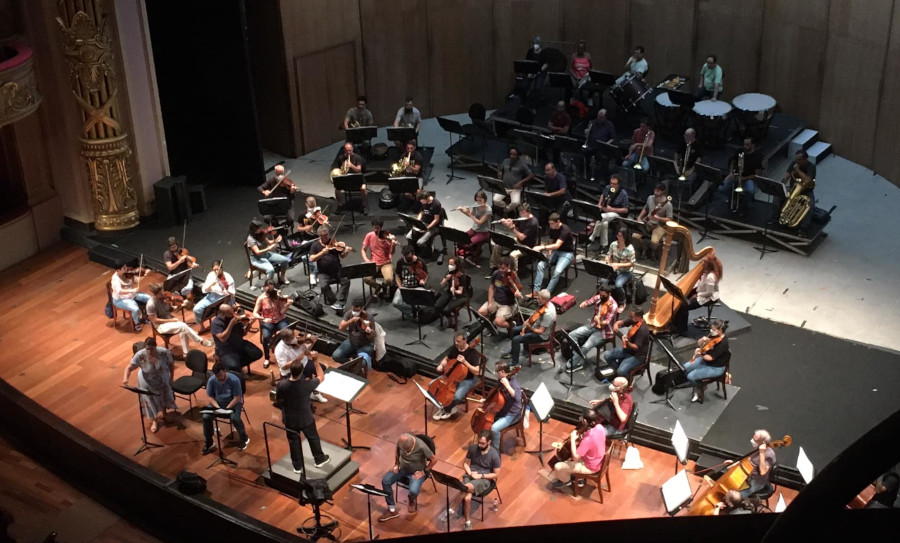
[298,292,324,318]
[175,470,207,495]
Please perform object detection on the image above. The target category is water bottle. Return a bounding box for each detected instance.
[523,406,531,429]
[492,498,499,512]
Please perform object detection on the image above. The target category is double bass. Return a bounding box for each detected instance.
[687,435,792,516]
[470,366,521,434]
[427,337,481,407]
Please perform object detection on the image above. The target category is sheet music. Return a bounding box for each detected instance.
[317,368,367,404]
[661,469,693,514]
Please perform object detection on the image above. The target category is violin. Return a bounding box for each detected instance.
[427,338,481,407]
[306,206,329,225]
[357,309,375,335]
[180,248,197,267]
[275,171,297,192]
[470,366,521,434]
[410,260,427,283]
[163,290,186,309]
[592,296,614,328]
[326,239,355,253]
[521,302,548,335]
[501,270,523,295]
[262,225,283,245]
[122,266,150,280]
[690,333,725,363]
[233,301,253,324]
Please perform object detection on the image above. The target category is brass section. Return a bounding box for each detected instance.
[0,45,42,127]
[56,0,138,230]
[779,166,816,228]
[645,221,715,333]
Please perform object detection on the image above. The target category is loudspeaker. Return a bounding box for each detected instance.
[188,184,207,213]
[686,180,712,210]
[88,245,137,269]
[154,176,191,226]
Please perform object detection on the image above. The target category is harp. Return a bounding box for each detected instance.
[645,221,715,332]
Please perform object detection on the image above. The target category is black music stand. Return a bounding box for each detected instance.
[346,126,377,145]
[571,199,604,253]
[514,59,540,75]
[317,367,369,451]
[400,288,436,347]
[582,258,616,286]
[258,196,291,217]
[333,173,365,231]
[553,135,587,180]
[650,332,686,412]
[387,176,420,197]
[199,408,238,468]
[753,176,785,259]
[121,385,164,456]
[350,484,390,541]
[548,71,574,101]
[513,244,548,293]
[397,213,430,248]
[694,162,724,242]
[555,329,588,398]
[477,175,508,204]
[437,117,466,183]
[595,141,624,176]
[414,380,441,439]
[387,127,417,144]
[342,262,377,302]
[524,189,564,222]
[440,226,472,263]
[589,70,617,87]
[431,470,470,533]
[470,308,500,340]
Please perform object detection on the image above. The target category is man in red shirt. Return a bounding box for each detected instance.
[361,218,397,300]
[590,376,634,438]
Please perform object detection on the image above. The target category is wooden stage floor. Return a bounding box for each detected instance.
[0,244,797,540]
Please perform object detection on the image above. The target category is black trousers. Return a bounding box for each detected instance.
[219,340,263,372]
[287,421,327,469]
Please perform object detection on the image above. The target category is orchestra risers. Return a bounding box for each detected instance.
[788,128,819,158]
[807,141,833,165]
[261,440,359,497]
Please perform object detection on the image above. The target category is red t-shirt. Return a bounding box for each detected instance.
[576,425,607,473]
[612,394,634,431]
[362,232,394,265]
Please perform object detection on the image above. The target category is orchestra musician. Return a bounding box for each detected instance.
[146,283,212,354]
[344,95,374,130]
[682,318,730,403]
[193,260,235,331]
[252,279,293,369]
[111,263,151,331]
[532,213,574,296]
[542,162,572,219]
[587,174,629,253]
[297,196,324,286]
[393,97,422,134]
[741,429,776,500]
[605,227,636,307]
[435,257,468,329]
[603,308,651,378]
[770,149,816,236]
[479,257,523,334]
[123,337,176,433]
[548,100,571,136]
[525,36,551,91]
[258,164,298,226]
[569,39,592,89]
[334,298,377,371]
[502,289,556,368]
[394,140,426,200]
[621,118,655,172]
[714,489,763,515]
[456,190,492,263]
[489,203,539,274]
[247,219,290,285]
[276,358,331,474]
[590,376,634,438]
[201,361,250,455]
[333,142,366,214]
[488,362,524,451]
[549,408,606,490]
[674,128,703,189]
[405,190,446,264]
[163,236,198,299]
[673,254,723,334]
[616,45,648,84]
[393,245,427,321]
[695,54,723,101]
[362,218,397,300]
[273,328,328,404]
[564,284,617,374]
[309,226,352,312]
[379,433,437,521]
[634,183,673,261]
[866,472,900,508]
[431,332,481,421]
[493,147,534,214]
[211,303,263,373]
[720,138,764,216]
[582,109,616,180]
[451,430,501,531]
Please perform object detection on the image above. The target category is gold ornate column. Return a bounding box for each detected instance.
[56,0,138,230]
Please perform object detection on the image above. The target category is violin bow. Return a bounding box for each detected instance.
[136,253,145,289]
[181,220,187,251]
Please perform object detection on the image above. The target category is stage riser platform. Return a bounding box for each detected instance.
[260,440,359,497]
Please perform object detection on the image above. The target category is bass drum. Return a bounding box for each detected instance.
[612,72,652,112]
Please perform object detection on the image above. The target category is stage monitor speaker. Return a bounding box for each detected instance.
[88,245,137,270]
[154,176,191,226]
[686,180,712,210]
[188,184,207,214]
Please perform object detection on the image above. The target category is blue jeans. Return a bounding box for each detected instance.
[193,292,228,325]
[740,478,773,500]
[534,250,574,293]
[508,325,544,366]
[113,293,151,324]
[622,152,649,171]
[683,359,726,389]
[428,376,477,409]
[382,468,427,507]
[202,403,246,445]
[251,251,289,280]
[261,319,291,357]
[614,271,632,303]
[567,324,606,369]
[490,413,520,451]
[332,339,375,367]
[719,174,757,214]
[603,347,641,377]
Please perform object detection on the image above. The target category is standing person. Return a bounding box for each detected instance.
[635,183,673,261]
[550,408,606,489]
[695,55,723,101]
[393,97,422,134]
[122,337,176,433]
[393,245,428,320]
[478,257,523,335]
[456,190,492,263]
[211,304,263,373]
[487,362,524,451]
[252,280,293,368]
[276,359,331,474]
[621,119,655,171]
[493,147,534,214]
[201,361,250,454]
[111,264,151,331]
[361,218,397,300]
[379,433,437,521]
[309,226,352,312]
[603,309,651,378]
[569,39,592,89]
[682,319,730,403]
[344,95,374,129]
[146,283,212,354]
[742,430,777,500]
[193,260,235,331]
[258,164,298,226]
[431,332,481,421]
[247,219,290,285]
[451,430,501,531]
[564,284,617,374]
[503,290,556,368]
[582,109,616,181]
[163,236,198,298]
[605,228,636,307]
[673,253,723,333]
[332,142,366,213]
[587,174,630,252]
[532,213,574,295]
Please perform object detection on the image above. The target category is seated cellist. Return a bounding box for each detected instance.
[487,362,523,451]
[430,333,481,421]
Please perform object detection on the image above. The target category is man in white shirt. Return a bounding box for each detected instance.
[193,260,235,330]
[273,329,327,403]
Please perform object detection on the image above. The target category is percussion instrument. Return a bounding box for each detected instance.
[732,93,777,140]
[691,99,733,149]
[654,92,686,138]
[611,72,651,112]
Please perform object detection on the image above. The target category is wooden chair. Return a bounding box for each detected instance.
[499,391,528,452]
[106,280,135,331]
[571,449,612,503]
[697,351,731,404]
[607,404,639,460]
[526,323,558,368]
[619,338,653,388]
[243,241,268,290]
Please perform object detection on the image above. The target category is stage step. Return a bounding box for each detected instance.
[788,128,818,157]
[807,140,832,165]
[261,439,360,498]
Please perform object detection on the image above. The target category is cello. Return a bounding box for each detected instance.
[427,337,481,407]
[687,434,792,515]
[470,366,521,434]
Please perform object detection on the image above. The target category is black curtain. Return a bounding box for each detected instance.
[145,0,263,187]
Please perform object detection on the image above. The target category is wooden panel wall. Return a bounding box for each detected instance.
[873,2,900,185]
[629,0,695,80]
[819,0,893,166]
[359,0,430,127]
[296,43,359,152]
[426,0,495,118]
[694,0,764,97]
[492,0,562,106]
[561,0,630,74]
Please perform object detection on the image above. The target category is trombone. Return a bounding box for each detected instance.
[730,152,745,213]
[633,135,649,170]
[678,142,692,181]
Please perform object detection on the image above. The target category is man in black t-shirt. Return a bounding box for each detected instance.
[603,309,651,377]
[405,190,446,264]
[393,245,428,320]
[431,333,481,420]
[543,162,572,219]
[478,257,522,333]
[719,138,764,216]
[211,304,263,372]
[258,164,298,225]
[332,142,367,213]
[533,213,574,295]
[163,236,198,297]
[489,203,539,272]
[674,128,704,189]
[276,358,330,472]
[309,226,352,312]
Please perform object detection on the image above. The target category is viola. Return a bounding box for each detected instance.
[163,290,186,309]
[122,266,150,280]
[470,366,521,434]
[306,207,329,225]
[180,248,197,266]
[427,338,481,407]
[326,239,355,253]
[592,297,613,328]
[521,302,548,336]
[410,260,427,283]
[501,270,523,295]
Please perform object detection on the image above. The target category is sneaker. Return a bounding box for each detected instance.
[239,436,250,451]
[201,442,216,455]
[134,324,143,332]
[293,467,303,474]
[439,407,454,420]
[464,520,472,531]
[577,479,586,488]
[565,363,584,374]
[314,455,331,468]
[551,479,570,489]
[437,253,444,265]
[309,273,318,286]
[432,407,445,421]
[311,391,328,404]
[330,302,344,311]
[447,507,455,516]
[501,351,512,360]
[263,359,270,369]
[202,339,214,347]
[378,510,399,522]
[691,392,700,403]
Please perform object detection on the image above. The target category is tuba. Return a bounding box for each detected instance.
[779,165,815,228]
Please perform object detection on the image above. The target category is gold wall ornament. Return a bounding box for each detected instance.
[0,41,42,127]
[56,0,138,230]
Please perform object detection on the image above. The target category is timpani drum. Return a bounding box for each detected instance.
[654,92,686,138]
[611,72,652,112]
[732,93,777,140]
[692,99,733,149]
